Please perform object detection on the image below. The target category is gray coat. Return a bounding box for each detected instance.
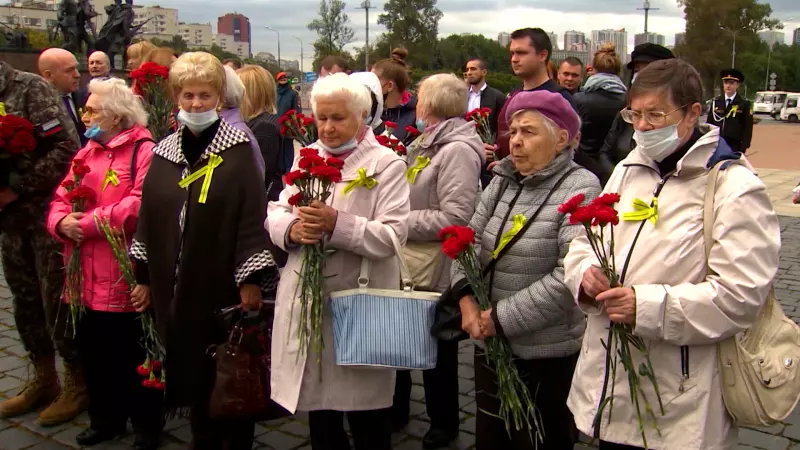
[407,117,485,291]
[451,150,601,359]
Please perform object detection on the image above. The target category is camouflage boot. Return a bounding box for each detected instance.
[0,353,60,418]
[37,361,89,426]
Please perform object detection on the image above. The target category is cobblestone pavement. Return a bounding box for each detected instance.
[1,217,800,450]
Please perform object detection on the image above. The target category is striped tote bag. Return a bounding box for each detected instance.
[330,228,440,370]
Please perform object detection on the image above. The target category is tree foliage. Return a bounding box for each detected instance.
[675,0,780,97]
[377,0,443,69]
[307,0,355,59]
[150,35,188,54]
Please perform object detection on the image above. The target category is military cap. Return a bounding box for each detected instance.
[720,68,745,83]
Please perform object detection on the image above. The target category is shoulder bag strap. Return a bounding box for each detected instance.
[482,166,580,278]
[130,138,155,182]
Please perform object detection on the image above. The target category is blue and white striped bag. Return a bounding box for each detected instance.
[330,229,440,370]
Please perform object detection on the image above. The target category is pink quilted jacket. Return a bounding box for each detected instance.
[46,125,155,312]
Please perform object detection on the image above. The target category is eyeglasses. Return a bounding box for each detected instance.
[81,107,104,118]
[620,104,689,126]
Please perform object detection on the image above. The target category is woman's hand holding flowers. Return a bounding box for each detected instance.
[298,200,338,235]
[479,309,496,337]
[598,287,637,326]
[459,295,483,340]
[131,284,150,312]
[58,212,85,244]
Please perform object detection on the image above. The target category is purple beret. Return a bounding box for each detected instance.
[504,90,580,141]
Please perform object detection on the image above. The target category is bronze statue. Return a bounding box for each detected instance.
[95,0,147,69]
[51,0,97,54]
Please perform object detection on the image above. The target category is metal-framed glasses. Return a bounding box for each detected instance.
[81,107,104,118]
[620,104,689,126]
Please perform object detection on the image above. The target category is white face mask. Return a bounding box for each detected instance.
[633,122,684,162]
[178,109,219,133]
[318,137,358,155]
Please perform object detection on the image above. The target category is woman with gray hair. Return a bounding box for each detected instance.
[220,65,265,177]
[46,77,162,449]
[391,73,484,449]
[451,90,601,450]
[268,73,410,450]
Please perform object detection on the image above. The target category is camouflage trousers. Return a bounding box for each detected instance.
[0,220,76,361]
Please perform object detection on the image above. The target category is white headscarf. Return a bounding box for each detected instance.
[349,71,384,130]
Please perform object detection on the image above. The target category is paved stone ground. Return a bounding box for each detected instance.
[2,217,800,450]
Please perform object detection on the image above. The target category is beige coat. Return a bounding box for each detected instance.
[267,129,410,413]
[564,127,781,449]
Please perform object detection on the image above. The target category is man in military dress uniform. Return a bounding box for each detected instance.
[0,61,88,426]
[706,68,753,154]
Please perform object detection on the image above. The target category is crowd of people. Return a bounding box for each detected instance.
[0,24,780,450]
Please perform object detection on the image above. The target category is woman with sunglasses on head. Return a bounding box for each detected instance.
[564,59,780,450]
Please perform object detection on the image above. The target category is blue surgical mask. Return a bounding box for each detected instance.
[84,124,105,142]
[318,137,358,155]
[415,119,425,132]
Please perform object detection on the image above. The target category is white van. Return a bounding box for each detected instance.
[779,94,800,123]
[754,91,789,116]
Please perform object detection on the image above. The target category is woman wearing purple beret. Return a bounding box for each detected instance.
[450,90,601,450]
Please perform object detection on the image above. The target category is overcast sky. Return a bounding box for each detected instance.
[145,0,799,71]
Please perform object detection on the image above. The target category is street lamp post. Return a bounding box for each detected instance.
[719,25,746,67]
[293,36,303,85]
[762,18,794,91]
[266,26,281,70]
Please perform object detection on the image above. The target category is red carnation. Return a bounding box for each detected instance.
[568,205,596,225]
[308,165,342,183]
[375,135,390,146]
[438,225,475,246]
[7,132,35,154]
[72,162,91,178]
[301,116,314,126]
[384,121,397,130]
[141,379,153,388]
[404,125,420,136]
[299,148,319,159]
[136,364,150,377]
[480,107,492,115]
[326,157,345,169]
[591,205,620,226]
[61,179,75,191]
[283,170,306,186]
[152,381,165,391]
[591,193,621,207]
[298,154,325,169]
[288,192,304,206]
[441,237,465,259]
[150,360,162,371]
[558,193,585,214]
[65,185,96,204]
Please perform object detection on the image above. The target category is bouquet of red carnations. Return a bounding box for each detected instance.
[130,62,172,141]
[283,148,343,360]
[0,113,38,187]
[465,107,495,145]
[279,109,317,146]
[376,134,406,156]
[439,225,541,443]
[93,216,166,391]
[559,193,664,448]
[59,159,95,337]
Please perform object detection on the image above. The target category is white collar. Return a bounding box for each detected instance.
[725,93,737,101]
[470,82,487,94]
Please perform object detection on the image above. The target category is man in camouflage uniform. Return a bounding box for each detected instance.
[0,60,87,426]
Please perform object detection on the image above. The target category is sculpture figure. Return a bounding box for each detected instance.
[95,0,147,70]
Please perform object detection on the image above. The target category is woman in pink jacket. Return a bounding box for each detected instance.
[46,78,161,450]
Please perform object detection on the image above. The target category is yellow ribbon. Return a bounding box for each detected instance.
[0,102,6,116]
[177,153,224,204]
[491,214,526,259]
[726,105,739,118]
[621,197,658,225]
[342,167,377,195]
[405,155,430,184]
[101,168,120,191]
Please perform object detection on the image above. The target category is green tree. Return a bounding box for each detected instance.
[675,0,779,97]
[377,0,443,69]
[307,0,355,60]
[151,35,189,53]
[432,34,509,72]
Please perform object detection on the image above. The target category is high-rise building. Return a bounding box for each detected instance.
[564,30,586,52]
[590,29,628,63]
[132,5,179,41]
[794,28,800,46]
[674,32,686,47]
[548,32,559,50]
[551,49,590,66]
[498,32,510,47]
[179,22,212,49]
[255,52,277,65]
[758,30,785,47]
[217,13,251,57]
[634,32,665,47]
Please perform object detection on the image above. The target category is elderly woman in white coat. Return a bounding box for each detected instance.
[267,73,410,450]
[564,59,780,450]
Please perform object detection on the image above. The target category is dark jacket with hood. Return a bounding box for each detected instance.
[573,73,627,186]
[376,95,417,141]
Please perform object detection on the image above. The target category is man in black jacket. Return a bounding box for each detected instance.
[464,58,506,135]
[706,68,753,154]
[38,48,86,145]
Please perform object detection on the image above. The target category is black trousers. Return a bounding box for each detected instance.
[189,358,256,450]
[599,441,644,450]
[474,350,579,450]
[78,310,163,434]
[391,337,459,432]
[309,408,392,450]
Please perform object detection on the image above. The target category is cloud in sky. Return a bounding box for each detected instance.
[137,0,800,70]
